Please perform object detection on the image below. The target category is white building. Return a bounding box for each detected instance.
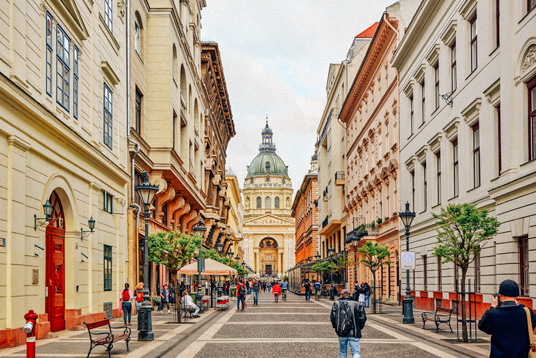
[392,0,536,313]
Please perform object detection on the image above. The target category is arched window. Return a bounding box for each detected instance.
[274,196,280,209]
[256,197,262,209]
[265,161,270,170]
[134,12,143,56]
[265,196,271,209]
[180,65,187,99]
[172,45,178,82]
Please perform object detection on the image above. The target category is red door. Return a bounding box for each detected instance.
[45,191,66,332]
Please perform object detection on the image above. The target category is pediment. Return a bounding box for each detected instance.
[45,0,90,40]
[244,214,294,226]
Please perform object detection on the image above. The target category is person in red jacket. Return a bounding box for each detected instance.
[272,282,282,302]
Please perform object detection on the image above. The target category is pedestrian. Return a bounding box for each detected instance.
[272,281,282,302]
[304,280,311,301]
[135,282,144,312]
[121,283,132,326]
[205,280,209,295]
[181,291,200,318]
[180,281,186,293]
[281,279,289,298]
[159,284,171,314]
[331,289,367,358]
[314,280,321,299]
[169,282,175,304]
[479,279,536,358]
[236,280,246,311]
[252,280,260,305]
[360,282,370,307]
[246,280,251,294]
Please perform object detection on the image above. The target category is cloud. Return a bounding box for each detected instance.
[202,0,396,189]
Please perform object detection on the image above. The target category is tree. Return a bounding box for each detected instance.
[432,203,500,342]
[358,241,391,314]
[332,256,352,285]
[148,231,201,286]
[312,261,331,284]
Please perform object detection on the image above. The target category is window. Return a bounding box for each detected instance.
[529,0,536,13]
[103,191,113,213]
[421,79,426,123]
[470,14,478,72]
[256,197,261,209]
[104,0,113,32]
[46,12,53,96]
[474,252,481,292]
[495,0,500,47]
[423,161,427,211]
[104,245,112,291]
[410,170,415,210]
[73,46,79,119]
[103,84,113,149]
[386,183,390,216]
[436,152,441,205]
[135,89,142,132]
[135,15,141,55]
[274,197,280,209]
[437,259,442,291]
[473,123,481,187]
[451,42,457,92]
[423,255,428,291]
[434,63,440,109]
[519,236,529,296]
[56,25,70,111]
[265,161,270,171]
[162,203,168,226]
[453,139,459,197]
[265,196,271,209]
[266,177,270,182]
[497,105,502,174]
[410,95,414,135]
[529,78,536,161]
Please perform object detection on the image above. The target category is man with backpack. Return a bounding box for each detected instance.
[330,289,366,358]
[252,280,260,305]
[236,280,246,311]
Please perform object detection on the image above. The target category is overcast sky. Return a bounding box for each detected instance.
[202,0,396,191]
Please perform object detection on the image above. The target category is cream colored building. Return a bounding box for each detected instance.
[392,0,536,313]
[317,29,373,265]
[225,168,244,260]
[0,0,129,345]
[242,121,294,276]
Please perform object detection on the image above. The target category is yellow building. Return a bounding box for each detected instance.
[242,121,294,277]
[225,168,244,260]
[0,0,129,345]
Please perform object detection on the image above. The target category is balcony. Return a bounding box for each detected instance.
[335,171,345,186]
[321,215,329,229]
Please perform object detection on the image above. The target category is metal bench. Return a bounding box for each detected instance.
[84,319,131,358]
[421,304,457,333]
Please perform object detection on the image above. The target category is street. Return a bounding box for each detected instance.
[0,292,491,357]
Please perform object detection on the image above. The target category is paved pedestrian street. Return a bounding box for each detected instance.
[0,291,492,358]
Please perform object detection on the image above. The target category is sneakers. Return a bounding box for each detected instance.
[168,310,171,314]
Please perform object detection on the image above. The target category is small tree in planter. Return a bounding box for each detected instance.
[312,261,332,285]
[432,203,500,342]
[358,241,391,314]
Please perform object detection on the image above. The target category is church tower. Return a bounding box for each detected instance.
[242,119,294,277]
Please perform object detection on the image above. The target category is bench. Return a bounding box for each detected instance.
[217,295,230,310]
[180,305,196,322]
[84,319,131,358]
[421,304,457,333]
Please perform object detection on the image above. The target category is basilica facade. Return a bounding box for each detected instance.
[242,121,294,277]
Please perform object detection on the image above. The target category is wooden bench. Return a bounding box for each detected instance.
[84,319,131,358]
[421,304,457,333]
[217,295,230,310]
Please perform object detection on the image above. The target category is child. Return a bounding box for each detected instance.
[272,282,282,302]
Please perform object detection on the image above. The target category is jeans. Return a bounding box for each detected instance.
[338,336,360,358]
[237,296,245,310]
[365,295,370,307]
[305,291,311,301]
[159,301,170,311]
[253,291,259,304]
[122,301,132,324]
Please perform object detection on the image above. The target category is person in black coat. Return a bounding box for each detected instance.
[478,279,536,358]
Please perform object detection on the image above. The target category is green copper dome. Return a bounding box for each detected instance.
[246,119,289,178]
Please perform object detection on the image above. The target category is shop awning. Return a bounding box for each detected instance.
[177,258,238,276]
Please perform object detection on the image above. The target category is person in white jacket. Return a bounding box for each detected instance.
[181,291,200,318]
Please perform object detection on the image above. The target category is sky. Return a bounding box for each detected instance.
[202,0,396,191]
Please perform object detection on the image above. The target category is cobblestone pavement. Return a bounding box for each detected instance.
[0,292,492,357]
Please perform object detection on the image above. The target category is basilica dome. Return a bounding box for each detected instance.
[246,120,289,179]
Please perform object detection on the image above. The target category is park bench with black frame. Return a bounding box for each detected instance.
[421,303,457,333]
[84,319,131,358]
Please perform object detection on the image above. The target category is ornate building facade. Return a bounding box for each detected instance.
[242,121,294,277]
[225,168,244,261]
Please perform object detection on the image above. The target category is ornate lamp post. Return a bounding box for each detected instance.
[399,202,416,324]
[193,219,206,314]
[327,246,335,300]
[351,231,360,286]
[135,171,159,341]
[314,251,321,282]
[215,238,224,297]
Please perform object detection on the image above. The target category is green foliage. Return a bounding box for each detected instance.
[148,231,202,274]
[358,241,391,273]
[229,261,248,276]
[332,256,352,273]
[312,260,332,273]
[432,203,500,270]
[283,275,289,281]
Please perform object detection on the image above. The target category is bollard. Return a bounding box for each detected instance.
[23,310,38,358]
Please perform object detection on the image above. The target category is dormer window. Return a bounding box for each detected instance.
[266,161,270,170]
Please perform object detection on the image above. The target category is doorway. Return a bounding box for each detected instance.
[45,191,66,332]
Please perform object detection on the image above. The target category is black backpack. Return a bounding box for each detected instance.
[335,301,354,336]
[238,284,246,295]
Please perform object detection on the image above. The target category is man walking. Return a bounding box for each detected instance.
[304,280,311,301]
[479,279,536,358]
[236,280,246,311]
[252,280,260,305]
[330,289,366,358]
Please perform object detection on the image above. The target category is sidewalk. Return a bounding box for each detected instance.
[0,306,221,358]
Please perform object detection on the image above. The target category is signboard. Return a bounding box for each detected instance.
[400,251,416,270]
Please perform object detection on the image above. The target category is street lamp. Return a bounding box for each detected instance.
[314,251,321,282]
[193,219,206,314]
[399,201,416,324]
[327,246,335,300]
[215,238,224,297]
[135,170,159,341]
[34,199,53,230]
[351,231,360,287]
[227,249,234,259]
